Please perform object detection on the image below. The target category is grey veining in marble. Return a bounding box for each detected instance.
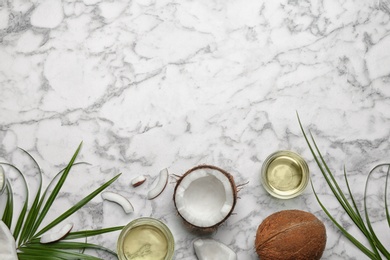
[1,0,390,259]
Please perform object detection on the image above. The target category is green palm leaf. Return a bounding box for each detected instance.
[2,180,14,228]
[385,166,390,228]
[25,241,117,255]
[298,113,390,259]
[363,164,390,258]
[63,226,124,240]
[0,142,125,259]
[17,254,66,260]
[19,246,102,259]
[0,163,29,242]
[310,179,377,259]
[23,162,90,244]
[17,148,43,245]
[34,173,121,238]
[30,142,83,238]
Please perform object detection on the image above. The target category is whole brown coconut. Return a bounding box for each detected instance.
[255,210,326,260]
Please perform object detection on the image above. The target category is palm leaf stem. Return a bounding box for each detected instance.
[63,226,124,240]
[17,253,66,260]
[28,226,124,244]
[19,246,102,260]
[25,241,117,256]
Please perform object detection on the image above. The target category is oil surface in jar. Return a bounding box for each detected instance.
[123,224,168,260]
[266,155,303,193]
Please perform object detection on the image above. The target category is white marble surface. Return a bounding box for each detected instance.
[1,0,390,259]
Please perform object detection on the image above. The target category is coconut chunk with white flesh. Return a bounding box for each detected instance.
[131,175,146,187]
[174,165,237,231]
[194,238,237,260]
[147,168,169,200]
[101,191,134,213]
[0,221,18,260]
[40,223,73,244]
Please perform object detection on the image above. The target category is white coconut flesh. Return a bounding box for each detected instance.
[194,238,237,260]
[147,168,169,200]
[174,168,235,228]
[40,223,73,244]
[0,221,18,260]
[101,191,134,214]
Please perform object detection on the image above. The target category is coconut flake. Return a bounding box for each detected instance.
[147,168,169,200]
[0,221,18,260]
[0,165,5,194]
[131,175,146,187]
[101,191,134,213]
[194,238,237,260]
[40,223,73,244]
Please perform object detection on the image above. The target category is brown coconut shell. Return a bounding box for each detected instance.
[173,165,238,233]
[255,210,326,260]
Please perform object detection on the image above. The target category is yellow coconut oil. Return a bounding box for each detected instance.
[261,150,309,199]
[117,218,174,260]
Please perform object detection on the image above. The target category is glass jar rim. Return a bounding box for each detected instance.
[117,217,175,260]
[261,150,310,199]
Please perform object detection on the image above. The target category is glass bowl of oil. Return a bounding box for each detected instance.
[117,217,175,260]
[261,150,309,199]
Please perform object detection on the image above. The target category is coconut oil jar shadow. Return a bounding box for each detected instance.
[261,150,309,199]
[117,217,175,260]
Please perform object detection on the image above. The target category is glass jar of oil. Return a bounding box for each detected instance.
[261,150,309,199]
[117,217,174,260]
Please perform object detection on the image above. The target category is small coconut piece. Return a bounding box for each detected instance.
[255,210,326,260]
[40,223,73,244]
[131,175,146,187]
[173,165,237,232]
[101,191,134,213]
[0,221,18,260]
[194,238,237,260]
[0,165,6,194]
[147,168,169,200]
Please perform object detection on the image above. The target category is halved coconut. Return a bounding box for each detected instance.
[173,165,237,232]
